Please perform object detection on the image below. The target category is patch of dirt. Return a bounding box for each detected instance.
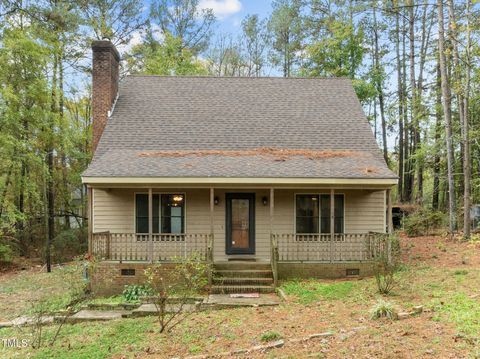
[400,233,480,268]
[137,148,362,161]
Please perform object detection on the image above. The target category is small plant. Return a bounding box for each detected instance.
[436,242,447,252]
[260,330,282,342]
[370,299,398,320]
[123,284,153,302]
[373,234,401,295]
[453,269,468,276]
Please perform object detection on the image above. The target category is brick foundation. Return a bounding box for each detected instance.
[277,262,375,280]
[89,262,176,297]
[90,261,375,296]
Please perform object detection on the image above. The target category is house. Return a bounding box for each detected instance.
[83,41,397,295]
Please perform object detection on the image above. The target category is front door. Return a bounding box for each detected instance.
[226,193,255,255]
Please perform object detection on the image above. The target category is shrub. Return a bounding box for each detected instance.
[403,209,446,237]
[0,242,13,262]
[145,254,211,333]
[370,299,398,320]
[51,228,87,263]
[373,234,401,295]
[260,331,282,342]
[123,284,153,302]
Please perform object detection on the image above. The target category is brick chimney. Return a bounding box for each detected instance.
[91,40,120,152]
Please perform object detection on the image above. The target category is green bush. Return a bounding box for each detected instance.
[123,284,153,302]
[0,242,13,262]
[403,209,446,237]
[51,228,87,263]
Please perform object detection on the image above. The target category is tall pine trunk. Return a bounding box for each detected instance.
[394,1,404,202]
[437,0,457,233]
[432,60,442,211]
[47,52,58,273]
[462,0,472,239]
[373,5,388,164]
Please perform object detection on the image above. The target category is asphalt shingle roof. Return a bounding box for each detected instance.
[84,76,396,179]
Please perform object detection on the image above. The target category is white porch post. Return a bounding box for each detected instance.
[210,188,214,236]
[208,188,214,285]
[330,188,335,263]
[387,188,393,234]
[148,188,153,263]
[269,188,274,235]
[87,186,92,255]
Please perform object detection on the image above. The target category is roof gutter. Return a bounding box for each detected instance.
[82,176,398,186]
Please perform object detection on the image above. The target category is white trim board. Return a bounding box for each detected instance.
[83,176,398,186]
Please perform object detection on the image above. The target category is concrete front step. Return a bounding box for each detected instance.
[66,310,132,323]
[213,261,271,271]
[211,285,275,294]
[214,269,273,278]
[213,277,274,285]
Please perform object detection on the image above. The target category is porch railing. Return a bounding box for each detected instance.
[91,232,212,262]
[271,232,389,262]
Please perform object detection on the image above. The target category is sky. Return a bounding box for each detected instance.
[197,0,272,35]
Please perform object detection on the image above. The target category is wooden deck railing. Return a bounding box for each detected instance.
[91,232,212,262]
[272,233,389,262]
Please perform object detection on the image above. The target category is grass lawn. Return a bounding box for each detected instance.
[0,234,479,358]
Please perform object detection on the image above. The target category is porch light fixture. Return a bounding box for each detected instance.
[262,196,268,206]
[172,195,183,202]
[214,196,220,205]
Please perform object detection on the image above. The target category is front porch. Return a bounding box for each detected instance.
[88,185,393,261]
[86,185,393,294]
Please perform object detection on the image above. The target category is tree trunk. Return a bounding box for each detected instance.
[437,0,457,233]
[447,0,465,202]
[59,46,70,230]
[462,0,472,239]
[432,60,442,211]
[408,0,423,205]
[373,5,388,164]
[402,11,412,202]
[47,52,58,273]
[394,1,404,202]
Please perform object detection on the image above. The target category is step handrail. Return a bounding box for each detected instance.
[270,234,279,287]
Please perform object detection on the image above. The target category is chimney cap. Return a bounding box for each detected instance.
[92,40,120,62]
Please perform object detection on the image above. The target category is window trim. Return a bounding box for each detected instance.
[133,191,187,235]
[293,192,345,234]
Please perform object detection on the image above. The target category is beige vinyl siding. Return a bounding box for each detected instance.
[93,188,135,233]
[344,190,386,233]
[92,187,386,261]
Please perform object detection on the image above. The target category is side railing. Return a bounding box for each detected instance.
[206,233,214,285]
[270,234,279,287]
[91,232,211,262]
[272,233,390,262]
